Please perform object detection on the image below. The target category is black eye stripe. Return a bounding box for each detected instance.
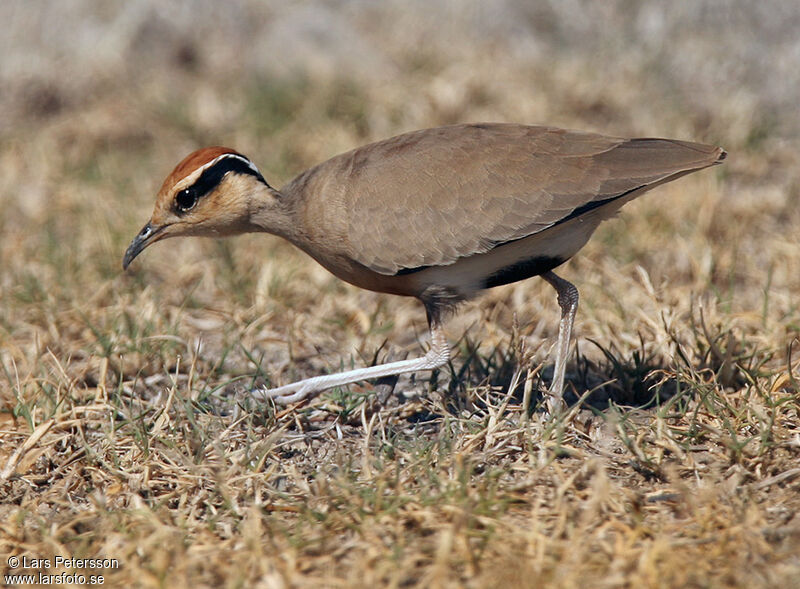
[174,155,268,213]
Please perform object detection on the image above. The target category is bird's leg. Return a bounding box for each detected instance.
[541,271,579,414]
[252,322,449,404]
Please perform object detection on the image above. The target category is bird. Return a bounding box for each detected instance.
[123,123,725,413]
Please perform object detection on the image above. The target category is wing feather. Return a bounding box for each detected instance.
[284,124,721,275]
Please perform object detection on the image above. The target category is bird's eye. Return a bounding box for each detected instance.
[175,188,198,212]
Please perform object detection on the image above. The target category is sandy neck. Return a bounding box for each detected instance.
[248,182,301,242]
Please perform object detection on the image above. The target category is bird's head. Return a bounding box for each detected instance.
[123,147,278,269]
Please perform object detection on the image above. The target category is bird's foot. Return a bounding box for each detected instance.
[545,391,567,417]
[251,380,319,405]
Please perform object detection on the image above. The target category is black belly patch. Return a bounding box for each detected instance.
[483,255,565,289]
[396,265,428,276]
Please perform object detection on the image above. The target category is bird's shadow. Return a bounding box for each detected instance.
[440,327,750,415]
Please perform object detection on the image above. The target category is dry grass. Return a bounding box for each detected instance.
[2,2,800,587]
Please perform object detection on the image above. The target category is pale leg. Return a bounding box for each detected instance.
[252,324,450,404]
[541,271,579,414]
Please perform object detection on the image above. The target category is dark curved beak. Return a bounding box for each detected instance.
[123,222,163,270]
